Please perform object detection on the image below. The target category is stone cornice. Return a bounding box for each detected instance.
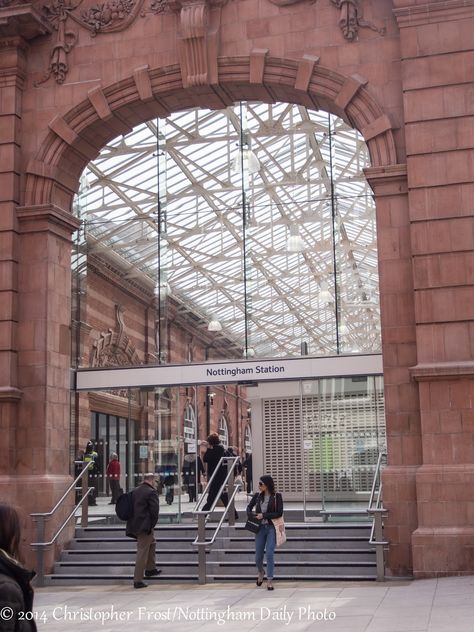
[0,4,52,40]
[364,164,408,196]
[16,204,81,238]
[410,361,474,382]
[393,0,474,27]
[0,386,23,402]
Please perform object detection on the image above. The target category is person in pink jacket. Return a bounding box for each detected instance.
[106,453,121,504]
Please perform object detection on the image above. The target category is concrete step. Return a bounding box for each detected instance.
[217,536,372,550]
[53,559,376,577]
[44,572,376,586]
[75,523,371,540]
[51,520,378,585]
[61,548,374,563]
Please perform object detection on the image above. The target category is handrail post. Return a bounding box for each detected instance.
[374,511,385,581]
[227,459,235,527]
[34,517,46,588]
[81,467,89,527]
[197,513,206,584]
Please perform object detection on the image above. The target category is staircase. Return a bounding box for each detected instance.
[45,521,377,585]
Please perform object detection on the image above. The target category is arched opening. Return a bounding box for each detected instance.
[70,99,386,513]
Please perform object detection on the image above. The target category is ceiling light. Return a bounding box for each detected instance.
[208,316,222,332]
[320,281,331,302]
[287,225,305,253]
[231,148,260,175]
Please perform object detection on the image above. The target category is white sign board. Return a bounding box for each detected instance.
[75,354,383,392]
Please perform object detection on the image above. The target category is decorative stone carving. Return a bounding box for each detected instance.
[90,304,142,368]
[36,0,144,85]
[148,0,168,13]
[169,0,229,88]
[330,0,385,40]
[35,0,78,86]
[268,0,315,5]
[267,0,384,41]
[78,0,144,35]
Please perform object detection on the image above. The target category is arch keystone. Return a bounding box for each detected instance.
[361,114,394,142]
[48,115,99,162]
[87,86,113,121]
[249,49,268,84]
[334,74,368,119]
[133,65,153,101]
[133,66,170,118]
[295,55,320,92]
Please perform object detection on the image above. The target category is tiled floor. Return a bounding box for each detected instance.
[33,576,474,632]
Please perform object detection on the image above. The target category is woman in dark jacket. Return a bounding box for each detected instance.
[0,503,37,631]
[246,474,283,591]
[202,433,238,518]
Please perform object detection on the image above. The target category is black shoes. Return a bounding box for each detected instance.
[133,581,148,589]
[145,568,162,577]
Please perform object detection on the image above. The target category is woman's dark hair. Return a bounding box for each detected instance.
[207,432,220,447]
[0,503,21,558]
[259,475,275,495]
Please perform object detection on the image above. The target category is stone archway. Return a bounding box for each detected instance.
[14,54,416,576]
[25,54,399,209]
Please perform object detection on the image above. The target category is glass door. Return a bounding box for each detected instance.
[302,375,386,521]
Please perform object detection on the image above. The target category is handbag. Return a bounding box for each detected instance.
[244,514,261,534]
[272,516,286,547]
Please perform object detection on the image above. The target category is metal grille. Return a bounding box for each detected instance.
[263,397,303,494]
[263,377,386,496]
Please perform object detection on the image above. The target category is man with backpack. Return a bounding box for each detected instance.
[125,473,161,589]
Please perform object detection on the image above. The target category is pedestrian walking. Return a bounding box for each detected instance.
[246,474,283,591]
[126,473,161,589]
[106,453,121,504]
[0,503,37,631]
[83,440,99,506]
[202,433,238,519]
[182,452,204,503]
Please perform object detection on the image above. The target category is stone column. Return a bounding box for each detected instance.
[1,205,80,568]
[394,0,474,576]
[365,164,421,576]
[0,36,26,485]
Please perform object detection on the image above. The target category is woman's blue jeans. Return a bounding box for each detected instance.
[255,523,276,579]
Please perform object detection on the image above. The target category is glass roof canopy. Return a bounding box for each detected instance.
[75,102,381,359]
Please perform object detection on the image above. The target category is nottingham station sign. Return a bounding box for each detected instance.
[75,354,383,391]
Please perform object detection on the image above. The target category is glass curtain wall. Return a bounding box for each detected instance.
[72,102,380,367]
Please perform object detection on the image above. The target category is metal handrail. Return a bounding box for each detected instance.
[366,451,388,581]
[31,461,90,520]
[31,491,92,548]
[30,461,93,587]
[192,456,241,584]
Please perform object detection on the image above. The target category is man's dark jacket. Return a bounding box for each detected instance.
[126,481,160,539]
[0,549,37,631]
[203,444,226,482]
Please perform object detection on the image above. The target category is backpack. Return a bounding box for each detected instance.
[115,490,134,521]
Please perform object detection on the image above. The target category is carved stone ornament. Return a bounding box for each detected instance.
[90,305,141,371]
[330,0,385,41]
[268,0,385,41]
[36,0,145,85]
[168,0,229,88]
